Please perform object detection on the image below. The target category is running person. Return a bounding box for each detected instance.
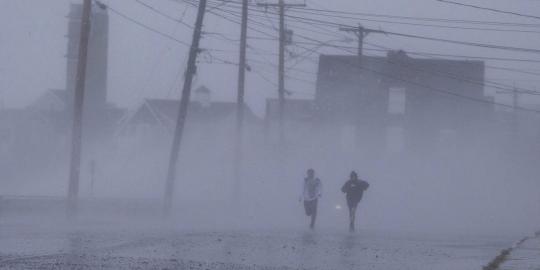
[300,169,322,229]
[341,171,369,232]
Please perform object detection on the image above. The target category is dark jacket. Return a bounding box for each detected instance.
[341,179,369,204]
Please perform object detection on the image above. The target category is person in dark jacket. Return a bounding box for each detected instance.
[341,171,369,232]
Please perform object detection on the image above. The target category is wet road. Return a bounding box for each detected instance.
[0,222,513,270]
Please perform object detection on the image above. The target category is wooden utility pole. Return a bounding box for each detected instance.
[233,0,249,195]
[278,0,285,130]
[338,25,384,149]
[496,84,540,135]
[89,160,96,197]
[67,0,92,217]
[257,1,305,139]
[163,0,208,215]
[339,25,385,57]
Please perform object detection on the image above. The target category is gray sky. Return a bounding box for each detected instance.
[2,0,540,115]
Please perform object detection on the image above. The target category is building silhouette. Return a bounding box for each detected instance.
[314,51,492,152]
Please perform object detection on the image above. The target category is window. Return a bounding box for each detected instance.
[388,87,406,114]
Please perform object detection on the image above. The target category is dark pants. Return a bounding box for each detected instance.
[347,199,360,232]
[304,199,318,229]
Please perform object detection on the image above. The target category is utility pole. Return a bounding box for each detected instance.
[512,85,519,135]
[339,25,385,57]
[257,1,305,140]
[496,83,540,135]
[89,160,96,197]
[163,0,208,215]
[338,25,384,150]
[67,0,92,217]
[278,0,285,132]
[233,0,249,197]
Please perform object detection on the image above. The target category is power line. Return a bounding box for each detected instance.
[311,38,540,95]
[182,0,279,39]
[178,4,540,66]
[362,41,540,89]
[214,3,540,55]
[288,16,540,55]
[299,39,540,95]
[97,1,247,53]
[358,62,540,113]
[173,5,540,66]
[361,42,540,64]
[190,0,538,62]
[207,0,540,28]
[97,1,191,47]
[258,50,540,113]
[295,6,540,27]
[140,0,540,112]
[255,30,540,107]
[134,0,193,29]
[293,48,540,113]
[212,34,540,110]
[180,1,540,70]
[485,65,540,77]
[285,8,540,34]
[363,41,540,78]
[437,0,540,21]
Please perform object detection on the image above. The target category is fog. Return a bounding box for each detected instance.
[1,1,540,269]
[2,94,540,236]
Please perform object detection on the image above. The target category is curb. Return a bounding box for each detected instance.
[482,230,540,270]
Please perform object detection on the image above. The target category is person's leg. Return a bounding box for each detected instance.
[349,205,357,232]
[310,199,317,229]
[347,199,354,232]
[304,200,311,216]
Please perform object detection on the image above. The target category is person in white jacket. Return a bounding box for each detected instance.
[300,169,322,229]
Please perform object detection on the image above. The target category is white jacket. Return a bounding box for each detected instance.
[301,177,322,201]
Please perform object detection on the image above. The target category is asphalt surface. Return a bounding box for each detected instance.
[0,220,516,270]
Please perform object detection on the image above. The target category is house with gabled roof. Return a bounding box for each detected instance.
[117,86,260,138]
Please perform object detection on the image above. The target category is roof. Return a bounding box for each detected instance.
[124,99,260,130]
[317,52,485,85]
[316,51,486,103]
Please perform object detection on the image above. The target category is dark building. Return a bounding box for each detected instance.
[315,51,492,152]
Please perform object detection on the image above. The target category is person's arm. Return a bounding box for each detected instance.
[299,179,305,202]
[362,180,370,191]
[317,179,322,198]
[341,181,349,193]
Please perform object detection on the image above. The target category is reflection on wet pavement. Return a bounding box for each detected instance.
[0,226,513,270]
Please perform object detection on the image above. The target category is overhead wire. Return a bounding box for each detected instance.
[214,3,540,55]
[285,8,540,34]
[191,0,540,94]
[436,0,540,21]
[122,0,540,113]
[214,0,540,27]
[96,0,191,47]
[134,0,194,29]
[209,3,540,109]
